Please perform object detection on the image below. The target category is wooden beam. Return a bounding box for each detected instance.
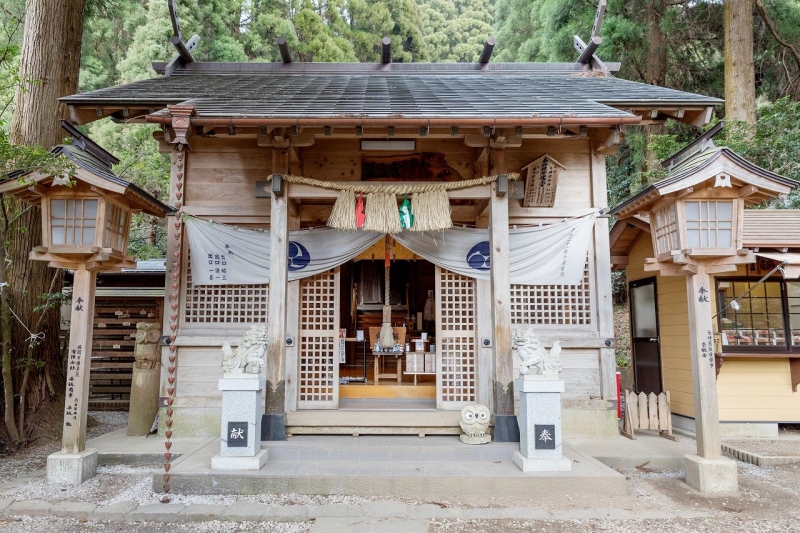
[738,184,758,198]
[464,135,490,148]
[590,127,620,153]
[575,35,602,65]
[277,36,292,64]
[478,37,495,65]
[611,255,629,266]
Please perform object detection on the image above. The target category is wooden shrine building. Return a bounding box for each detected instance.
[60,50,722,442]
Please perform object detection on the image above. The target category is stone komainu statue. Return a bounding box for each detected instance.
[221,324,268,374]
[512,328,562,377]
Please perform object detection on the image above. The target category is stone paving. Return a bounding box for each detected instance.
[0,497,712,525]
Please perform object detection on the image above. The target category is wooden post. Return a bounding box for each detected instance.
[685,265,722,459]
[284,211,301,413]
[265,148,289,439]
[590,147,617,403]
[475,280,494,410]
[488,149,515,440]
[62,267,97,453]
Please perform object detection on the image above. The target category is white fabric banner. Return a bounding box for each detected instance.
[184,216,382,284]
[185,214,595,286]
[394,215,595,285]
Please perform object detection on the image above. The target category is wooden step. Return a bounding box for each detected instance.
[286,409,461,435]
[340,383,435,400]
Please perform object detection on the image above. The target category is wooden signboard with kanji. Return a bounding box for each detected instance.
[521,155,565,207]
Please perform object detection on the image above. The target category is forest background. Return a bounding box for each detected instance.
[1,0,800,446]
[3,0,800,256]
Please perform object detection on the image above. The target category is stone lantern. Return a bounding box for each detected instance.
[611,126,796,494]
[0,122,173,483]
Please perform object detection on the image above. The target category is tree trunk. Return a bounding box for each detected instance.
[10,0,86,148]
[5,0,87,443]
[724,0,757,124]
[643,0,667,183]
[0,209,22,445]
[646,0,667,88]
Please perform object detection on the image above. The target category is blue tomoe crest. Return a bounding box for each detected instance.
[466,241,491,271]
[287,241,311,271]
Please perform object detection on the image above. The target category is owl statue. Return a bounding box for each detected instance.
[459,403,492,444]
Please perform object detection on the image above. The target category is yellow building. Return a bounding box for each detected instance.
[611,129,800,438]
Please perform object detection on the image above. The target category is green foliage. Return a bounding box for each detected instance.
[420,0,493,62]
[722,98,800,207]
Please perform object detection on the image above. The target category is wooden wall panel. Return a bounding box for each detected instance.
[717,359,800,422]
[184,139,270,209]
[175,347,223,397]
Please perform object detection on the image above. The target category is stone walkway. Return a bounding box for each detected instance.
[0,497,711,531]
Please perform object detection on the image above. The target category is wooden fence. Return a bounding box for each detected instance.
[621,390,677,441]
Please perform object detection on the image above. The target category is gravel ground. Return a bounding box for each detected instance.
[2,412,800,532]
[723,438,800,457]
[0,411,128,486]
[0,517,313,532]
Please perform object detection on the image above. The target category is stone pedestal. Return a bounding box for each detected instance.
[684,454,738,494]
[47,449,98,485]
[512,377,571,472]
[211,376,268,470]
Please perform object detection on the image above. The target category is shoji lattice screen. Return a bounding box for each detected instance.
[297,269,339,409]
[183,257,269,324]
[436,267,477,409]
[510,259,592,327]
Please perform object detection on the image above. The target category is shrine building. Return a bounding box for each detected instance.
[60,46,722,443]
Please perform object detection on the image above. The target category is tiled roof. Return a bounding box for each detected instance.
[610,146,798,216]
[61,65,722,120]
[55,145,175,215]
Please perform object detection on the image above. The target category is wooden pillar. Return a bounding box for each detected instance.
[284,210,301,413]
[685,265,722,459]
[265,148,289,439]
[475,280,494,410]
[62,267,97,453]
[488,149,516,440]
[590,147,617,403]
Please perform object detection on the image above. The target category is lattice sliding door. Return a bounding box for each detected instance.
[297,268,340,410]
[435,267,477,410]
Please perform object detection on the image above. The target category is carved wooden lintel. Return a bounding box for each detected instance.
[362,152,463,181]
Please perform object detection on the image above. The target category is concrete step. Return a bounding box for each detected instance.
[267,436,514,463]
[158,437,627,501]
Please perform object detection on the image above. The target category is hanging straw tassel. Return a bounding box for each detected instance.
[327,190,357,230]
[363,192,402,234]
[411,190,452,232]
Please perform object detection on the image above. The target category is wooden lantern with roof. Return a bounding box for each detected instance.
[0,122,173,470]
[1,123,172,272]
[610,123,797,486]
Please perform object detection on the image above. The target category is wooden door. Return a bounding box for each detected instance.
[435,266,477,410]
[297,268,340,409]
[630,277,663,394]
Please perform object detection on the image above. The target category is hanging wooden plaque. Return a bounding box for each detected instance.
[521,155,565,207]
